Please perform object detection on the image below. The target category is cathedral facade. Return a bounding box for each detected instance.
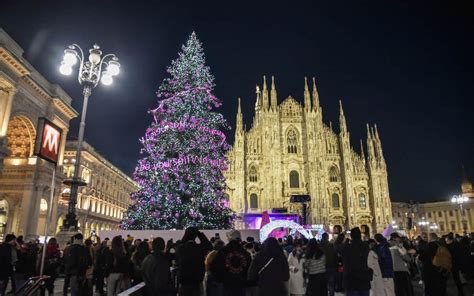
[225,76,392,234]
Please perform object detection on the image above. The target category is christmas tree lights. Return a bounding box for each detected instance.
[121,32,234,230]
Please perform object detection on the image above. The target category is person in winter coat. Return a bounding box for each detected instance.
[367,239,384,296]
[65,233,92,296]
[14,240,39,291]
[389,233,414,296]
[445,233,467,296]
[420,233,451,296]
[210,230,251,296]
[342,227,372,296]
[303,239,327,296]
[320,233,337,296]
[248,237,290,296]
[94,238,110,296]
[0,234,18,295]
[205,239,225,296]
[142,237,175,296]
[131,241,150,286]
[287,242,305,296]
[42,237,61,296]
[374,233,395,296]
[176,227,212,296]
[105,235,132,296]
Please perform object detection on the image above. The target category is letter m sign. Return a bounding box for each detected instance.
[34,118,62,164]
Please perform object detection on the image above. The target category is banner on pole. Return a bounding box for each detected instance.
[34,118,62,164]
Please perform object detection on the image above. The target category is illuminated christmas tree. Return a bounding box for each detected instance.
[122,33,234,230]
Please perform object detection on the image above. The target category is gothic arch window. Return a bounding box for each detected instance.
[287,129,298,154]
[249,166,258,182]
[250,193,258,209]
[289,170,299,188]
[329,166,339,182]
[332,193,340,209]
[359,193,367,209]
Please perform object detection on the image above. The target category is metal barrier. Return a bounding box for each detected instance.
[15,276,50,296]
[117,282,146,296]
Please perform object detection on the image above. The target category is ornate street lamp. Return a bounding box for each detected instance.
[451,195,469,235]
[59,44,120,230]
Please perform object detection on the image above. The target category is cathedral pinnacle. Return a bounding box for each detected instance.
[312,77,320,111]
[339,100,347,133]
[262,75,269,110]
[271,75,277,110]
[304,77,311,112]
[360,139,366,161]
[236,97,243,132]
[255,85,261,110]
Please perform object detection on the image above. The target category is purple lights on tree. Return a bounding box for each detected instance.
[121,32,234,230]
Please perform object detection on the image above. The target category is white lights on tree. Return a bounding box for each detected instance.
[101,73,113,85]
[59,62,72,75]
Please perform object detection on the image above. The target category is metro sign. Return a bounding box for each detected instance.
[34,118,62,164]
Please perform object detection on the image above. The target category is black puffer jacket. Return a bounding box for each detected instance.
[210,240,251,288]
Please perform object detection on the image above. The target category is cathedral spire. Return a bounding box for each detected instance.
[366,124,375,162]
[304,77,311,112]
[236,97,243,132]
[262,75,269,111]
[312,77,320,111]
[360,139,366,162]
[339,100,347,134]
[271,76,277,111]
[255,85,261,111]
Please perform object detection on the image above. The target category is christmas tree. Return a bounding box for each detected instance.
[122,33,234,230]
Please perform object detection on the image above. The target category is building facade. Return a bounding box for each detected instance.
[0,29,78,241]
[225,76,392,234]
[392,173,474,236]
[57,141,137,237]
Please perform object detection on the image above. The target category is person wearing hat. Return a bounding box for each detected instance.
[210,230,251,296]
[389,233,413,296]
[342,227,372,296]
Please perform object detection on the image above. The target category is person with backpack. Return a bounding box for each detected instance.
[142,237,175,296]
[248,237,290,296]
[420,233,451,296]
[65,233,92,296]
[374,233,395,296]
[105,235,132,296]
[210,230,251,296]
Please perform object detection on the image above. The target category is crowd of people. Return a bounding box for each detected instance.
[0,227,473,296]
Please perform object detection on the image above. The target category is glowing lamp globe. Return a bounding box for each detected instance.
[59,62,72,75]
[63,50,77,66]
[451,197,457,203]
[107,61,120,76]
[101,73,113,86]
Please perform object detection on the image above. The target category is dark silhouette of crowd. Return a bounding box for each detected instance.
[0,227,473,296]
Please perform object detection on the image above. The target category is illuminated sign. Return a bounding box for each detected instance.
[34,118,62,164]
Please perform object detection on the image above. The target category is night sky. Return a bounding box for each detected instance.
[1,1,472,203]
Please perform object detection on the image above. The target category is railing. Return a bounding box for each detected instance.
[117,282,146,296]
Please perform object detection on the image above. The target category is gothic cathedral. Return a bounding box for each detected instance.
[225,76,392,234]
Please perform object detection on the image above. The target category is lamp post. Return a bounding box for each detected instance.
[451,195,469,235]
[59,44,120,230]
